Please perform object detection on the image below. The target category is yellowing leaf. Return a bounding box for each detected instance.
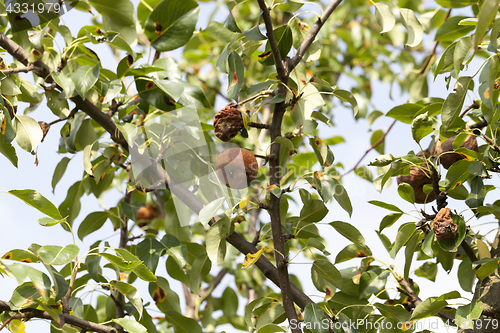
[242,246,268,269]
[239,196,249,211]
[457,152,474,161]
[9,319,26,333]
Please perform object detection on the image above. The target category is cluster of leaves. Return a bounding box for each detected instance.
[2,0,500,332]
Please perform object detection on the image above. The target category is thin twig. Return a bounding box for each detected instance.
[0,300,116,333]
[480,132,500,153]
[239,89,275,105]
[288,0,344,71]
[396,276,455,322]
[248,122,270,129]
[459,101,480,118]
[0,64,35,75]
[341,119,396,177]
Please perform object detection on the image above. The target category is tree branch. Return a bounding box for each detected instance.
[0,300,116,333]
[0,64,34,75]
[396,277,455,322]
[256,0,286,79]
[288,0,344,71]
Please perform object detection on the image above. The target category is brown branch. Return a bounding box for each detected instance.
[341,119,396,178]
[248,122,271,129]
[0,64,34,75]
[115,191,132,333]
[0,300,116,333]
[288,0,344,71]
[459,101,480,118]
[256,0,286,80]
[480,132,500,154]
[396,277,455,322]
[200,268,229,301]
[430,164,447,211]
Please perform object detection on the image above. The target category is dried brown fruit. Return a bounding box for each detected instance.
[215,148,258,189]
[213,103,243,142]
[397,165,435,204]
[38,121,50,142]
[136,203,160,228]
[434,134,478,169]
[432,208,458,240]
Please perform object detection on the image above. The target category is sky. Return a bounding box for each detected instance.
[0,1,495,333]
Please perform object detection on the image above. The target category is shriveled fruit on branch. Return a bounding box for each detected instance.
[215,148,258,189]
[213,102,243,141]
[136,203,160,228]
[397,165,435,204]
[434,134,478,169]
[38,121,50,142]
[432,208,458,240]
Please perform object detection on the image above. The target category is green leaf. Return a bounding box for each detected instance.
[70,64,100,98]
[112,318,147,333]
[398,183,415,203]
[88,0,137,45]
[199,198,225,226]
[435,16,475,42]
[7,189,62,219]
[189,253,211,295]
[436,0,477,8]
[13,115,43,153]
[415,262,438,282]
[164,311,204,333]
[10,283,40,310]
[411,297,448,321]
[445,160,472,190]
[329,221,365,247]
[300,199,328,222]
[153,79,184,102]
[136,238,165,274]
[332,89,359,116]
[455,300,483,328]
[390,223,416,258]
[411,112,434,143]
[474,0,500,50]
[399,8,423,47]
[206,216,229,265]
[260,25,293,66]
[110,280,143,318]
[434,41,457,79]
[374,303,411,322]
[374,2,396,34]
[458,257,475,292]
[51,157,70,193]
[368,200,403,213]
[442,76,472,131]
[52,72,76,98]
[303,303,329,333]
[145,0,200,51]
[99,252,141,271]
[331,178,352,216]
[227,51,244,99]
[58,181,85,226]
[386,103,422,124]
[133,263,157,282]
[335,243,372,263]
[359,269,390,299]
[379,213,403,231]
[78,211,110,240]
[37,245,79,265]
[454,36,472,77]
[0,139,18,167]
[312,259,342,289]
[76,119,98,151]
